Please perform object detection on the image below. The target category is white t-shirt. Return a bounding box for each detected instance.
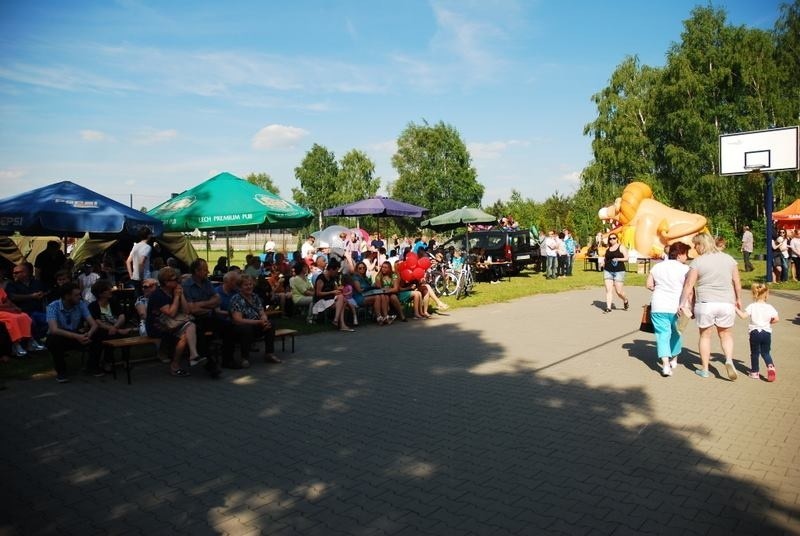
[544,237,557,257]
[78,272,101,303]
[129,241,152,281]
[649,260,689,313]
[301,241,316,259]
[745,301,778,333]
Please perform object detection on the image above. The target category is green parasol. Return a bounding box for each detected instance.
[148,172,313,232]
[420,206,496,232]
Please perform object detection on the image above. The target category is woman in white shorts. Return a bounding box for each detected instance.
[679,233,742,379]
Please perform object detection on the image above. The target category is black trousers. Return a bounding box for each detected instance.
[47,333,102,376]
[192,314,221,357]
[229,323,275,363]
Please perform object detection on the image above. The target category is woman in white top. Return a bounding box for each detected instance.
[646,242,690,377]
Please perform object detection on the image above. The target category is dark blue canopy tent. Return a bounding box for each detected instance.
[0,181,162,238]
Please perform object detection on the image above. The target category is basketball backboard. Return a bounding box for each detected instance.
[719,126,799,175]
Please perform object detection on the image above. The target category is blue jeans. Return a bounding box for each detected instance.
[546,256,557,278]
[651,312,682,359]
[749,330,774,372]
[566,254,574,276]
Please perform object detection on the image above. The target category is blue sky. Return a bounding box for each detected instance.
[0,0,782,212]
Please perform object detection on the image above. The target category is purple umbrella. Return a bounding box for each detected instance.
[323,197,429,240]
[323,197,428,218]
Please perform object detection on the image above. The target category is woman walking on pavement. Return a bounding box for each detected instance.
[602,233,629,313]
[679,233,742,380]
[646,242,690,376]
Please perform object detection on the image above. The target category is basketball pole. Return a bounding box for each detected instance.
[765,172,774,283]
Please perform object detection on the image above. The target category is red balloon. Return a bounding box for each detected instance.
[395,261,406,273]
[405,252,418,269]
[417,257,431,270]
[413,267,425,281]
[401,269,414,282]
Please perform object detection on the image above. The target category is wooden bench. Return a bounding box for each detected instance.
[102,336,162,385]
[274,329,299,353]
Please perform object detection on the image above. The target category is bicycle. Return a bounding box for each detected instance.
[427,257,457,296]
[452,261,476,300]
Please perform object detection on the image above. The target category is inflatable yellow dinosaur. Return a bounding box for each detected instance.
[597,182,707,258]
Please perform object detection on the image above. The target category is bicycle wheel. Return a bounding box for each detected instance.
[455,273,467,300]
[435,272,458,296]
[465,269,475,293]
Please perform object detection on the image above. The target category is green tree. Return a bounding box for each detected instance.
[582,56,660,191]
[775,0,800,123]
[292,143,339,229]
[245,172,280,195]
[390,120,484,217]
[336,150,380,205]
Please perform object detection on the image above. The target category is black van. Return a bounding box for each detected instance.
[440,229,538,274]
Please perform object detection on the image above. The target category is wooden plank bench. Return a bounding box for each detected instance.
[102,336,162,385]
[274,329,299,353]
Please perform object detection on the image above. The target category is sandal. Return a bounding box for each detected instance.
[170,368,190,377]
[623,299,630,310]
[748,371,760,379]
[603,308,611,314]
[767,365,776,382]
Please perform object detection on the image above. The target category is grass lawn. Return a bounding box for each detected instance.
[2,258,795,381]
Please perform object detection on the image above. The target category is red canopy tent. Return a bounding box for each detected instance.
[773,199,800,229]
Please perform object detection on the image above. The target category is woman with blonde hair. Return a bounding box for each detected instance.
[679,232,742,380]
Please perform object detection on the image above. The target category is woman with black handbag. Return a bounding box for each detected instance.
[646,242,690,377]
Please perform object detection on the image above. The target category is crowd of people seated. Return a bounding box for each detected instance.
[0,218,532,380]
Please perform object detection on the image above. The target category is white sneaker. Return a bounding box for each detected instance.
[662,364,673,377]
[670,357,678,369]
[27,340,46,352]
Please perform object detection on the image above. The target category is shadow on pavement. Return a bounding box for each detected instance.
[1,317,797,535]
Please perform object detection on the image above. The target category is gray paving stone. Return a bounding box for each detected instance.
[2,287,798,535]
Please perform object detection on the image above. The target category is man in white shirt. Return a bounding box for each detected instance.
[301,236,316,261]
[544,230,558,280]
[741,226,754,272]
[126,227,153,295]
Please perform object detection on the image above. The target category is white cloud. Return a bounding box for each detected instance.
[136,128,178,144]
[0,168,25,180]
[0,63,139,93]
[559,170,581,184]
[368,140,397,154]
[252,124,309,150]
[468,139,529,159]
[80,129,110,142]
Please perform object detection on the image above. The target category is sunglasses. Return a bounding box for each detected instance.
[609,237,618,240]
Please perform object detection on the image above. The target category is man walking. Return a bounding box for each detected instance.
[741,225,754,272]
[126,227,153,294]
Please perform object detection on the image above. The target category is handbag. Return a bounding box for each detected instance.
[160,311,193,332]
[639,304,655,333]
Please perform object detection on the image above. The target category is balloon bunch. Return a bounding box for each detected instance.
[396,252,431,282]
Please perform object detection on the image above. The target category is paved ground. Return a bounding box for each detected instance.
[1,286,799,535]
